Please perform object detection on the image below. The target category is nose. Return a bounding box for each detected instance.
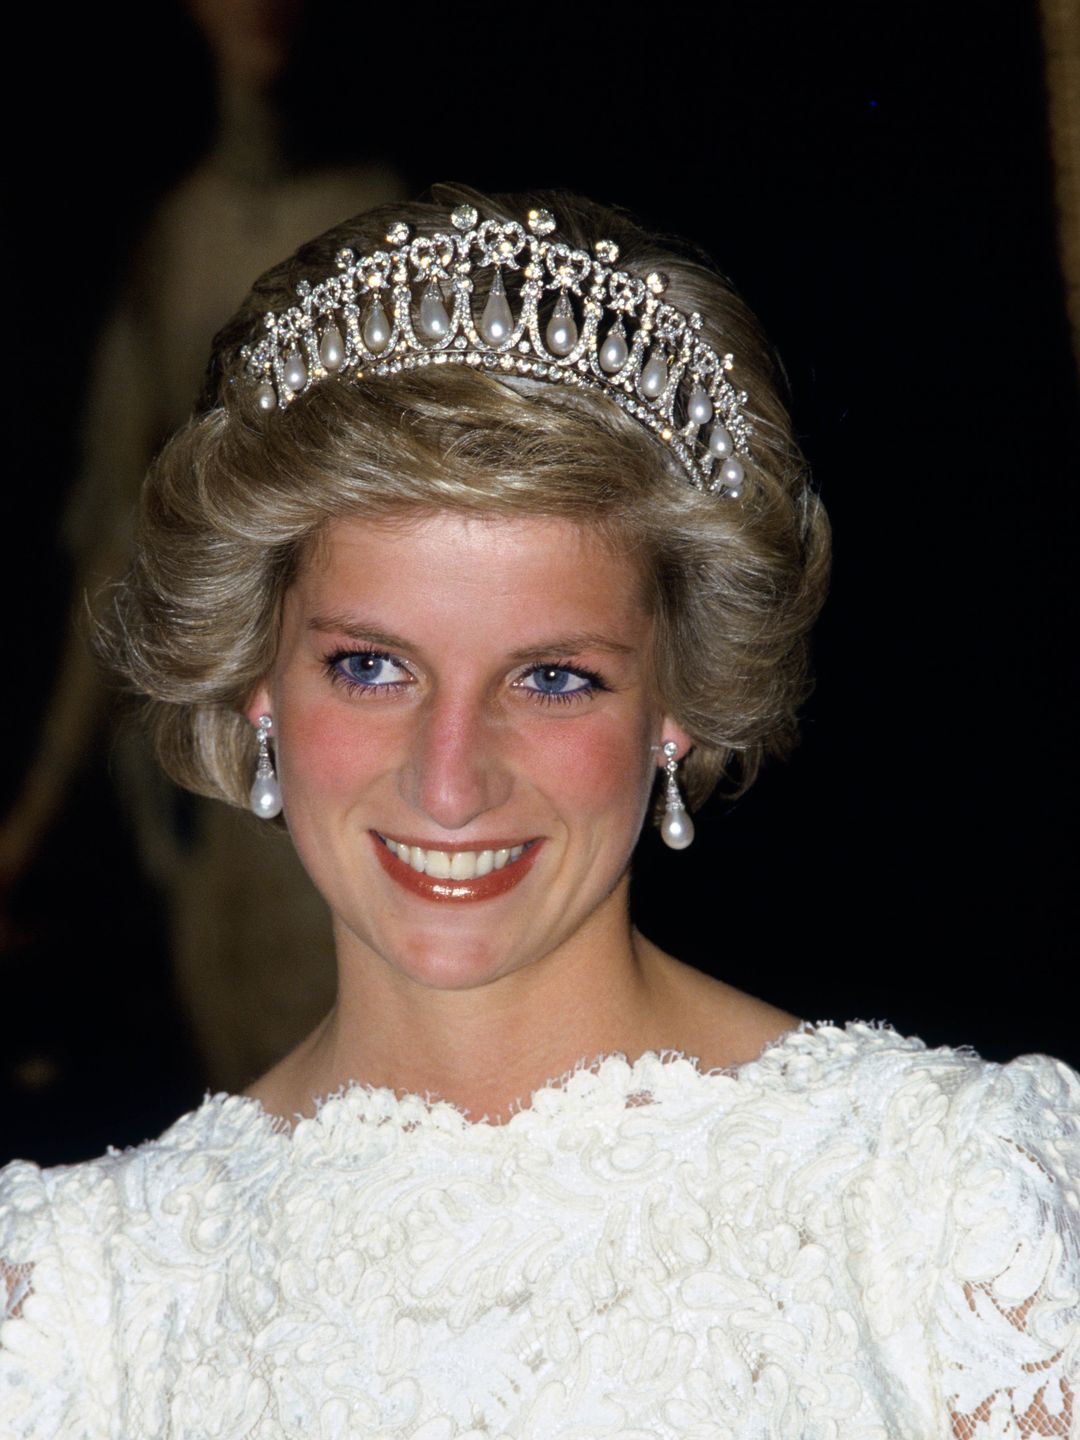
[398,691,513,832]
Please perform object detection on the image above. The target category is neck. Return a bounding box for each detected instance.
[254,885,689,1124]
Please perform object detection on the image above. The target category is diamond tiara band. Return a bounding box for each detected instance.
[242,203,752,495]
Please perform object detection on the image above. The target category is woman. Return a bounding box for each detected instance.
[1,186,1077,1437]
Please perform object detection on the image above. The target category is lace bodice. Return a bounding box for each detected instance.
[2,1022,1078,1438]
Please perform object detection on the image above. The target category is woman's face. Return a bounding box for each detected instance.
[247,511,690,991]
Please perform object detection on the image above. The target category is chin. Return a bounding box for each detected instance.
[342,915,521,992]
[391,937,520,992]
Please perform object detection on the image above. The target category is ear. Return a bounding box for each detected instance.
[656,718,694,767]
[243,683,273,730]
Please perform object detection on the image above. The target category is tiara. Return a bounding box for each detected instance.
[241,203,752,495]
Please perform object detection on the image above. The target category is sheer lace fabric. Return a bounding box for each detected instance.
[1,1022,1077,1439]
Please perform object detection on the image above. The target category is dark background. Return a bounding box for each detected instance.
[4,1,1077,1166]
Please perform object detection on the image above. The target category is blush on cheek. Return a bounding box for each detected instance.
[542,719,652,817]
[274,700,372,800]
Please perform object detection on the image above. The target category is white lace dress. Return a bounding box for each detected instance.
[2,1022,1078,1439]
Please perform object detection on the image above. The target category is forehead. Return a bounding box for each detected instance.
[295,512,649,623]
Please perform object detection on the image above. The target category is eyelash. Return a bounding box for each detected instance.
[516,661,608,705]
[322,650,609,706]
[325,649,410,698]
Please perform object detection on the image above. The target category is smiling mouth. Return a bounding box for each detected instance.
[372,832,542,902]
[379,835,533,880]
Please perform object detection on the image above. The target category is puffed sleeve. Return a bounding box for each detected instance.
[0,1160,102,1438]
[931,1053,1080,1438]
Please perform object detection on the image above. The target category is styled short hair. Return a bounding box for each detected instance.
[101,184,830,818]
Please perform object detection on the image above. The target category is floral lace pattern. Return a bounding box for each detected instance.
[1,1022,1078,1438]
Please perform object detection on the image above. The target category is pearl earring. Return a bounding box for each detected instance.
[660,741,694,850]
[249,714,283,820]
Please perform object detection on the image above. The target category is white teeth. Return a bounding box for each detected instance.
[426,850,451,879]
[382,836,530,879]
[449,851,476,880]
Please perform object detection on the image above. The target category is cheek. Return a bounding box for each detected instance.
[273,695,384,803]
[534,713,655,821]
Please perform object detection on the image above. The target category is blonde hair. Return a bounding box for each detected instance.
[102,184,830,817]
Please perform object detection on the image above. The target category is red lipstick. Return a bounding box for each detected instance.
[371,833,543,903]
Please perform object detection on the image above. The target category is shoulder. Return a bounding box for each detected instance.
[745,1018,982,1119]
[0,1096,282,1434]
[0,1151,122,1435]
[766,1026,1080,1431]
[808,1029,1080,1431]
[937,1048,1080,1297]
[923,1050,1080,1430]
[0,1148,121,1284]
[1,1093,289,1248]
[756,1017,1065,1097]
[757,1020,1080,1173]
[735,1023,1079,1242]
[780,1019,1080,1205]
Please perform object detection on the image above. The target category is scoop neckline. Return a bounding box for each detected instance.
[194,1019,909,1146]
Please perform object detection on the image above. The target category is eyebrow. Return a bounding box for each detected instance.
[307,615,412,652]
[307,614,638,661]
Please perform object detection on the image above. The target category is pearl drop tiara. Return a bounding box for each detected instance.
[242,203,752,495]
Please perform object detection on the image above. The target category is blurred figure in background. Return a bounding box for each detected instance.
[2,0,405,1092]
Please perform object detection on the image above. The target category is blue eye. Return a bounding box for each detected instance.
[517,664,602,702]
[330,651,410,690]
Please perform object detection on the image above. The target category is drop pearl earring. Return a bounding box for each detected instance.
[250,714,283,820]
[660,741,694,850]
